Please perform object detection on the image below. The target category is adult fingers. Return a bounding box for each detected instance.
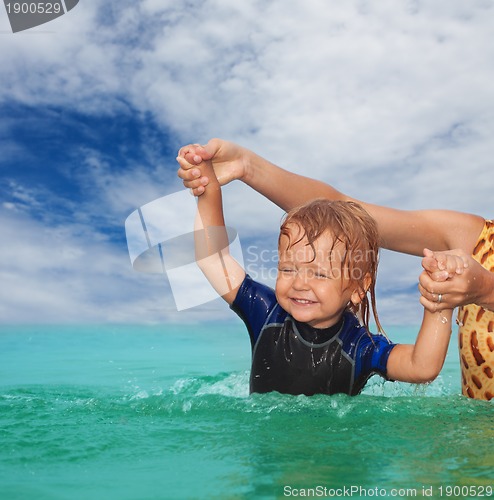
[176,157,209,193]
[418,281,437,302]
[419,294,441,313]
[418,275,446,302]
[177,162,201,180]
[176,170,208,190]
[418,271,438,294]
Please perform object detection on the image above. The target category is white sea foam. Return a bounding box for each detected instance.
[195,372,250,398]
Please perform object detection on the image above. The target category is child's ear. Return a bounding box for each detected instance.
[350,289,363,306]
[350,273,372,306]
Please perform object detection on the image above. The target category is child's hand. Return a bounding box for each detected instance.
[421,248,468,281]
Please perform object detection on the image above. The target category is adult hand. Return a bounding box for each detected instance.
[177,139,248,196]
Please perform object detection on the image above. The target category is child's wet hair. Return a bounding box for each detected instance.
[279,199,384,334]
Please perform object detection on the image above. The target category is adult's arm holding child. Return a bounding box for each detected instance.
[177,139,494,313]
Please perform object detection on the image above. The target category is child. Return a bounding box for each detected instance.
[176,155,454,396]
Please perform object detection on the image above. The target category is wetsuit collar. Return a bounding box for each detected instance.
[293,316,345,345]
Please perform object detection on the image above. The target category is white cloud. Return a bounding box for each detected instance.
[0,208,176,323]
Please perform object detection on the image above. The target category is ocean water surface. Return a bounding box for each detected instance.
[0,323,492,500]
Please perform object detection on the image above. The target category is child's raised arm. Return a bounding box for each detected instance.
[387,246,456,382]
[176,155,245,305]
[386,305,453,383]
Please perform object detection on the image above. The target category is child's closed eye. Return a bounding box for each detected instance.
[314,271,330,279]
[278,267,296,275]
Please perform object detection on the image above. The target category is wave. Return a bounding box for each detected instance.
[1,370,489,421]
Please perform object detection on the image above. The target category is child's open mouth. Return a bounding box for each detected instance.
[290,298,316,305]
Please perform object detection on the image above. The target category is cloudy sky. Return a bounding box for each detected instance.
[1,0,493,326]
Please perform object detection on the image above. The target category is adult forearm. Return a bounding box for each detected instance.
[243,153,488,256]
[240,150,446,254]
[241,150,348,212]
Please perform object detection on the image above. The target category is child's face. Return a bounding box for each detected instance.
[275,226,361,329]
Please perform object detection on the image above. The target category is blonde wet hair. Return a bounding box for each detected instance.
[279,199,383,334]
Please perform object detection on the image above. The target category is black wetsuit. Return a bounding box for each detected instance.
[231,275,396,396]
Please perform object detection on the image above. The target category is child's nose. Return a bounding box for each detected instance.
[292,270,310,289]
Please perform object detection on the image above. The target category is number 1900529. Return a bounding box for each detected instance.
[5,2,62,14]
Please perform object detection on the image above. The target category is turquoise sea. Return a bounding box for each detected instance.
[0,323,493,500]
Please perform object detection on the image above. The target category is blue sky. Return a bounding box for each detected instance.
[1,0,494,325]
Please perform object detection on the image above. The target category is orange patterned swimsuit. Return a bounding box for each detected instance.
[458,220,494,400]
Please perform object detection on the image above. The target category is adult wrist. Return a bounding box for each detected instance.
[238,146,254,184]
[240,148,266,187]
